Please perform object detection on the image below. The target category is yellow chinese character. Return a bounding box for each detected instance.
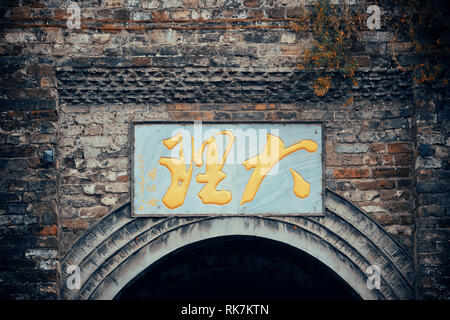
[240,134,318,205]
[289,168,311,199]
[194,131,235,205]
[159,133,194,209]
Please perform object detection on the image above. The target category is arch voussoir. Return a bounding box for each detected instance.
[59,189,415,300]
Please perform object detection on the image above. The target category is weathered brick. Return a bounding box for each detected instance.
[79,206,109,219]
[335,144,369,154]
[105,183,129,194]
[267,8,285,19]
[232,112,265,120]
[100,196,119,206]
[333,168,371,179]
[243,0,259,8]
[82,185,105,195]
[388,143,412,154]
[61,218,90,230]
[372,168,410,178]
[80,136,113,148]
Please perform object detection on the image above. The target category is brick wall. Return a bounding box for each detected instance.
[413,83,450,299]
[0,58,58,299]
[57,99,416,256]
[0,0,448,299]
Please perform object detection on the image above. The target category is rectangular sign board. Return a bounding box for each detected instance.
[132,122,323,216]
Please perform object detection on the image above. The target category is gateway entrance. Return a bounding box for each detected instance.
[115,236,359,300]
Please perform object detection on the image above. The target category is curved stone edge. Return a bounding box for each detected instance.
[324,189,414,290]
[75,215,383,300]
[87,217,382,300]
[60,212,375,299]
[76,217,208,300]
[60,202,135,275]
[59,189,415,300]
[278,215,400,299]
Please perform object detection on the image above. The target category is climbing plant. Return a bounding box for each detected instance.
[390,0,450,85]
[295,0,449,98]
[297,0,364,99]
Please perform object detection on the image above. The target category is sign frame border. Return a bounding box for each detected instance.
[130,120,325,218]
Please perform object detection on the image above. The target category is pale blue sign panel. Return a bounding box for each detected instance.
[132,122,323,216]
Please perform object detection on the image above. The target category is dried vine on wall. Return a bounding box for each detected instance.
[295,0,450,99]
[296,0,364,99]
[391,0,450,85]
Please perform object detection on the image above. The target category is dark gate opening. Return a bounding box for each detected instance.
[115,236,360,300]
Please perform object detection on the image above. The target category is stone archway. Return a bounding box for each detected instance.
[115,235,362,300]
[59,189,414,300]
